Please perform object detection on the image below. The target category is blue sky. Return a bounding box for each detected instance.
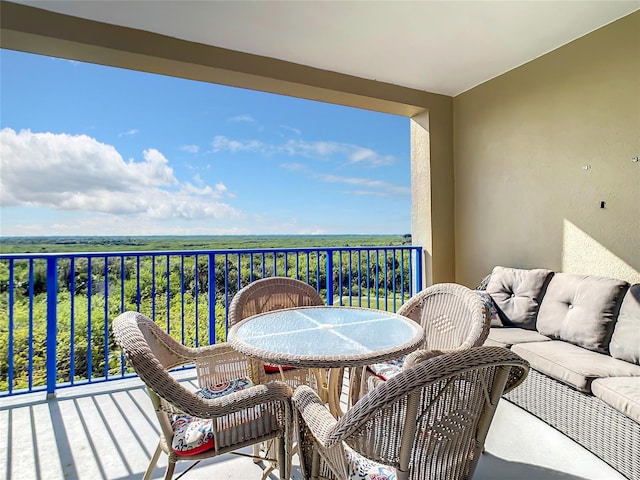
[0,50,410,237]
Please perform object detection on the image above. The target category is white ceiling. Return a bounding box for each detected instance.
[19,0,640,96]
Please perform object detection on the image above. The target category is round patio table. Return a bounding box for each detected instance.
[228,306,424,416]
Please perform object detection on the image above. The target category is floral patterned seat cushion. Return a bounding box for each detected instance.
[366,356,405,381]
[344,444,397,480]
[170,377,253,456]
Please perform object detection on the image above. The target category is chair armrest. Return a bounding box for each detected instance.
[402,349,446,370]
[292,385,339,447]
[208,381,292,411]
[183,342,239,360]
[176,380,293,419]
[142,321,245,372]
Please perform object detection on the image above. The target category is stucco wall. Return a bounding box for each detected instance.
[411,99,456,286]
[453,11,640,286]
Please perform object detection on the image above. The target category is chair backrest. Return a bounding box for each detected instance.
[398,283,490,350]
[112,311,208,445]
[229,277,325,327]
[328,346,529,480]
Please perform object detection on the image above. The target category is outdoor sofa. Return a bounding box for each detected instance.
[476,266,639,480]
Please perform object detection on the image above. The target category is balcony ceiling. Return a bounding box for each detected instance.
[14,0,640,96]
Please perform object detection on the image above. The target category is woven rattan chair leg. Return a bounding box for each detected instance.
[260,463,275,480]
[164,460,176,480]
[143,441,163,480]
[253,443,262,463]
[311,449,320,480]
[276,436,289,480]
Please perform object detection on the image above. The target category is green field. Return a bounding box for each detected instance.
[0,234,412,254]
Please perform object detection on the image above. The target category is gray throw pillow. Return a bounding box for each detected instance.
[609,284,640,364]
[473,290,501,327]
[536,273,629,354]
[485,266,554,330]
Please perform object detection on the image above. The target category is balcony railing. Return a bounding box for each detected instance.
[0,245,422,397]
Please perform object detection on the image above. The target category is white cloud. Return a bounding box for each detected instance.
[316,173,410,197]
[279,125,302,136]
[118,129,139,137]
[280,162,305,172]
[212,135,396,168]
[181,144,199,153]
[348,147,395,166]
[280,139,343,158]
[0,128,241,222]
[296,227,327,235]
[228,114,254,123]
[4,214,249,237]
[212,135,264,153]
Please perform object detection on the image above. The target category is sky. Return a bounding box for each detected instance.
[0,50,410,237]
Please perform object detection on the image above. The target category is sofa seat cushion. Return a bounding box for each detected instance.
[536,273,629,354]
[484,337,506,347]
[486,327,550,348]
[591,377,640,423]
[609,284,640,365]
[511,341,640,393]
[485,266,554,330]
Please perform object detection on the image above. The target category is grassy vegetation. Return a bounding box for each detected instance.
[0,234,412,254]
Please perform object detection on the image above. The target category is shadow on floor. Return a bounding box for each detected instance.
[476,453,592,480]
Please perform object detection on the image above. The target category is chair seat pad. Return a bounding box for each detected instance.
[170,377,253,455]
[345,444,397,480]
[367,356,405,381]
[264,363,297,374]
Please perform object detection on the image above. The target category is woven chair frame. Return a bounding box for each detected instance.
[294,346,529,480]
[112,311,292,480]
[357,283,491,401]
[229,277,326,389]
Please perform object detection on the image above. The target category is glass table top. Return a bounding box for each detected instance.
[229,306,424,368]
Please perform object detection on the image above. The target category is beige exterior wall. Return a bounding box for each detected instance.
[411,101,455,286]
[453,11,640,286]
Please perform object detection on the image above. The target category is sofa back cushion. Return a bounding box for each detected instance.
[485,266,554,330]
[536,273,629,354]
[609,284,640,364]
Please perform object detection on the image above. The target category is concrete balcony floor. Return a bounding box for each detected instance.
[1,370,626,480]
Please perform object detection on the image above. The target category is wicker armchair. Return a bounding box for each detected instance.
[293,346,529,480]
[397,283,489,349]
[229,277,325,388]
[360,283,491,398]
[112,311,292,480]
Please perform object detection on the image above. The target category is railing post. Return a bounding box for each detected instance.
[326,251,334,305]
[46,257,58,398]
[415,247,423,293]
[208,253,216,344]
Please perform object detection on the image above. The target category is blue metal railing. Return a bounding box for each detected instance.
[0,245,422,397]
